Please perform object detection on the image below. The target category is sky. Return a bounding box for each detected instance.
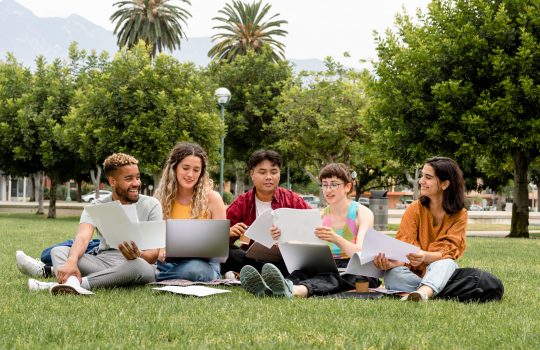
[15,0,430,68]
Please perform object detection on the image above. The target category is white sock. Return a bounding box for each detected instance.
[81,277,91,290]
[66,276,81,287]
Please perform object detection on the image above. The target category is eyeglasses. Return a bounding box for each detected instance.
[320,183,344,190]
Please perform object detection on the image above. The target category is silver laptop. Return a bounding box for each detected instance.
[279,241,338,275]
[165,219,230,263]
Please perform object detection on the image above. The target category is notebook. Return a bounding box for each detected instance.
[165,219,230,263]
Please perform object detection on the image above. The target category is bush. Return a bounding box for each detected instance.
[223,191,234,205]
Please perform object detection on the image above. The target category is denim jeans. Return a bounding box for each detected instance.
[383,258,458,295]
[156,259,220,282]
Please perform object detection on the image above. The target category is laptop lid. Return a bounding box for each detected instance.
[165,219,230,263]
[279,241,338,275]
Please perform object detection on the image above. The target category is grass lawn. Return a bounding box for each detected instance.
[1,213,539,349]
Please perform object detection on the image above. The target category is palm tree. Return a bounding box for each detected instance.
[208,0,288,62]
[110,0,191,58]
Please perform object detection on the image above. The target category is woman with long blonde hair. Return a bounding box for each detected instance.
[154,142,226,281]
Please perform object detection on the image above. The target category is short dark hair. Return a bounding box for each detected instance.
[420,156,465,214]
[103,153,138,176]
[247,150,282,171]
[318,163,353,184]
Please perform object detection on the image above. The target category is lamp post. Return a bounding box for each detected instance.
[214,87,231,198]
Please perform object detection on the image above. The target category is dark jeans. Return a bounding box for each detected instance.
[220,245,289,276]
[288,259,380,297]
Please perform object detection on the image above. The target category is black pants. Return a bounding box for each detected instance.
[288,259,380,297]
[220,245,289,276]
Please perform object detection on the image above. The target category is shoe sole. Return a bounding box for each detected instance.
[262,264,292,298]
[50,284,93,296]
[240,266,270,297]
[406,291,426,302]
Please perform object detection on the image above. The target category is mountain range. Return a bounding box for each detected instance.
[0,0,325,71]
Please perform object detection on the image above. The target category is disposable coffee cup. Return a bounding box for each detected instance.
[355,281,369,293]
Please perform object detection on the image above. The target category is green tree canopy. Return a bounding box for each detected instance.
[63,43,222,182]
[371,0,540,237]
[209,0,287,62]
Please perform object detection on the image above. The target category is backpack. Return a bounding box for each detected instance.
[40,239,101,266]
[436,267,504,303]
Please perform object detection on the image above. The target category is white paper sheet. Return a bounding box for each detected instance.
[360,228,418,264]
[244,208,323,248]
[85,201,165,250]
[244,209,274,248]
[122,204,139,223]
[152,285,231,297]
[274,208,323,245]
[345,228,419,278]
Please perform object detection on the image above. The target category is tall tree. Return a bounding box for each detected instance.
[207,47,292,185]
[209,0,287,62]
[268,58,390,197]
[371,0,540,238]
[110,0,191,57]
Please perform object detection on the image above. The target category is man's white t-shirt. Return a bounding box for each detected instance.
[254,196,272,218]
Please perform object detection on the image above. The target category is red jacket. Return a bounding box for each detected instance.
[226,187,311,245]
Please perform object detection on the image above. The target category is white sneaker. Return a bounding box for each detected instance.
[404,291,429,302]
[28,278,58,292]
[50,277,94,296]
[16,250,46,278]
[224,271,239,280]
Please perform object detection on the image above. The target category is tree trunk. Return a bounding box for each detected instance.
[76,180,82,202]
[47,174,58,219]
[36,171,44,215]
[508,150,529,238]
[406,168,420,200]
[30,175,36,202]
[90,166,102,199]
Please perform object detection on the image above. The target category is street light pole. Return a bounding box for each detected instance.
[219,103,225,198]
[214,87,231,198]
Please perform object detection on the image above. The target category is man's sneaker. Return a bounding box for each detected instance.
[50,277,94,296]
[240,265,272,297]
[224,271,239,280]
[404,290,428,302]
[16,251,46,278]
[261,263,293,298]
[28,278,58,292]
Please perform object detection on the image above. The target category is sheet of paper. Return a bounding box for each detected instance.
[274,208,324,245]
[85,201,165,250]
[244,209,274,248]
[152,285,231,297]
[360,228,418,264]
[122,204,139,223]
[345,253,383,278]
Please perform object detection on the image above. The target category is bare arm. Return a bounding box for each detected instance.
[207,190,226,219]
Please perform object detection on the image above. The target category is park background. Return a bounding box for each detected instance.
[1,0,540,348]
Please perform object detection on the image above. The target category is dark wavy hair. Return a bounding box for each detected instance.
[419,157,465,214]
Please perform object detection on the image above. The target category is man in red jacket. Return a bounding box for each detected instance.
[222,150,311,274]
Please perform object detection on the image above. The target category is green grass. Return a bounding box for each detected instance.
[1,213,539,349]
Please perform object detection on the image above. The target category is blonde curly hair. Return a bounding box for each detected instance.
[155,142,213,219]
[103,153,138,176]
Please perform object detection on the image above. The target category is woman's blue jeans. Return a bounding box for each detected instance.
[383,258,457,295]
[156,259,220,282]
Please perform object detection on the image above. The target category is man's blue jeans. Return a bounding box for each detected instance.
[383,258,458,295]
[156,259,220,282]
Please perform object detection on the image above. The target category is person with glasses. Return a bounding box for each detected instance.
[240,163,379,298]
[373,156,467,302]
[221,150,311,276]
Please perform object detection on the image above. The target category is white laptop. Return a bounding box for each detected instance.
[165,219,230,263]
